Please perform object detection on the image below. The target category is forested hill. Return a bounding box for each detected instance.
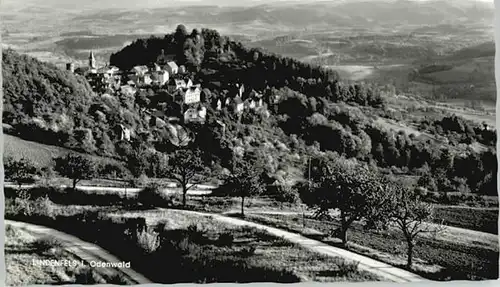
[2,49,95,126]
[110,26,385,109]
[1,49,147,158]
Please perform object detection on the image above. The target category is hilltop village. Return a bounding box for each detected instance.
[68,50,266,141]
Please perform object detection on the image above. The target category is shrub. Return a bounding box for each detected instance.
[32,196,56,218]
[130,174,150,188]
[12,190,34,216]
[337,260,360,276]
[239,246,257,258]
[271,184,299,205]
[31,236,64,253]
[97,162,131,179]
[107,273,130,285]
[174,237,201,255]
[137,184,170,208]
[5,224,21,238]
[271,237,295,247]
[74,267,106,284]
[217,232,234,246]
[187,223,208,241]
[136,229,161,254]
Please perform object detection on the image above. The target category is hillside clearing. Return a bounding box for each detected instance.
[3,133,121,168]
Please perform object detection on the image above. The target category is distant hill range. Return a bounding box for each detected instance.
[3,0,494,29]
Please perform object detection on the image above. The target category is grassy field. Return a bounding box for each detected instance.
[5,183,498,282]
[433,205,498,235]
[5,224,123,285]
[108,209,379,283]
[3,133,122,168]
[238,213,499,281]
[5,194,377,283]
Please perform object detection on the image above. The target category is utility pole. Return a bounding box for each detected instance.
[302,155,311,229]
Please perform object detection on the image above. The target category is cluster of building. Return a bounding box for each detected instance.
[66,50,269,142]
[69,51,198,97]
[211,83,266,114]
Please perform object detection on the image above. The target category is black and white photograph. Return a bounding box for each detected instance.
[1,0,498,285]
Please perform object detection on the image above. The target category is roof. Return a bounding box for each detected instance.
[234,96,243,105]
[250,90,263,98]
[187,85,201,92]
[151,109,166,118]
[166,61,178,70]
[131,65,149,74]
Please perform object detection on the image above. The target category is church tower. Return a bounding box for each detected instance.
[89,51,96,69]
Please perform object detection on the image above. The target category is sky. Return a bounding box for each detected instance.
[1,0,494,11]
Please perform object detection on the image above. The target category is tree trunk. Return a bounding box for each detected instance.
[241,196,245,217]
[340,226,348,247]
[406,239,414,269]
[182,185,187,208]
[72,178,77,191]
[340,210,348,247]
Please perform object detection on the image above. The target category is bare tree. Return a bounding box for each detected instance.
[388,184,445,269]
[300,154,393,246]
[165,148,206,207]
[224,153,264,216]
[54,153,95,190]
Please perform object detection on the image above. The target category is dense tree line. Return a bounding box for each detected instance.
[419,115,496,147]
[264,86,497,195]
[110,26,227,72]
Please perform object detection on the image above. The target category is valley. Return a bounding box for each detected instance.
[1,1,496,107]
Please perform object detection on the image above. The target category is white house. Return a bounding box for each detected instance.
[98,66,119,78]
[198,106,207,119]
[131,73,152,86]
[131,65,149,76]
[184,85,201,104]
[143,73,153,86]
[115,124,131,141]
[120,85,136,96]
[152,70,169,86]
[236,83,245,98]
[151,63,162,72]
[165,61,179,75]
[184,106,207,123]
[233,96,244,113]
[245,99,256,110]
[174,79,187,90]
[216,120,226,137]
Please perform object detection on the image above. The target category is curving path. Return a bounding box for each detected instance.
[5,220,152,285]
[156,209,427,283]
[4,183,214,196]
[223,209,498,250]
